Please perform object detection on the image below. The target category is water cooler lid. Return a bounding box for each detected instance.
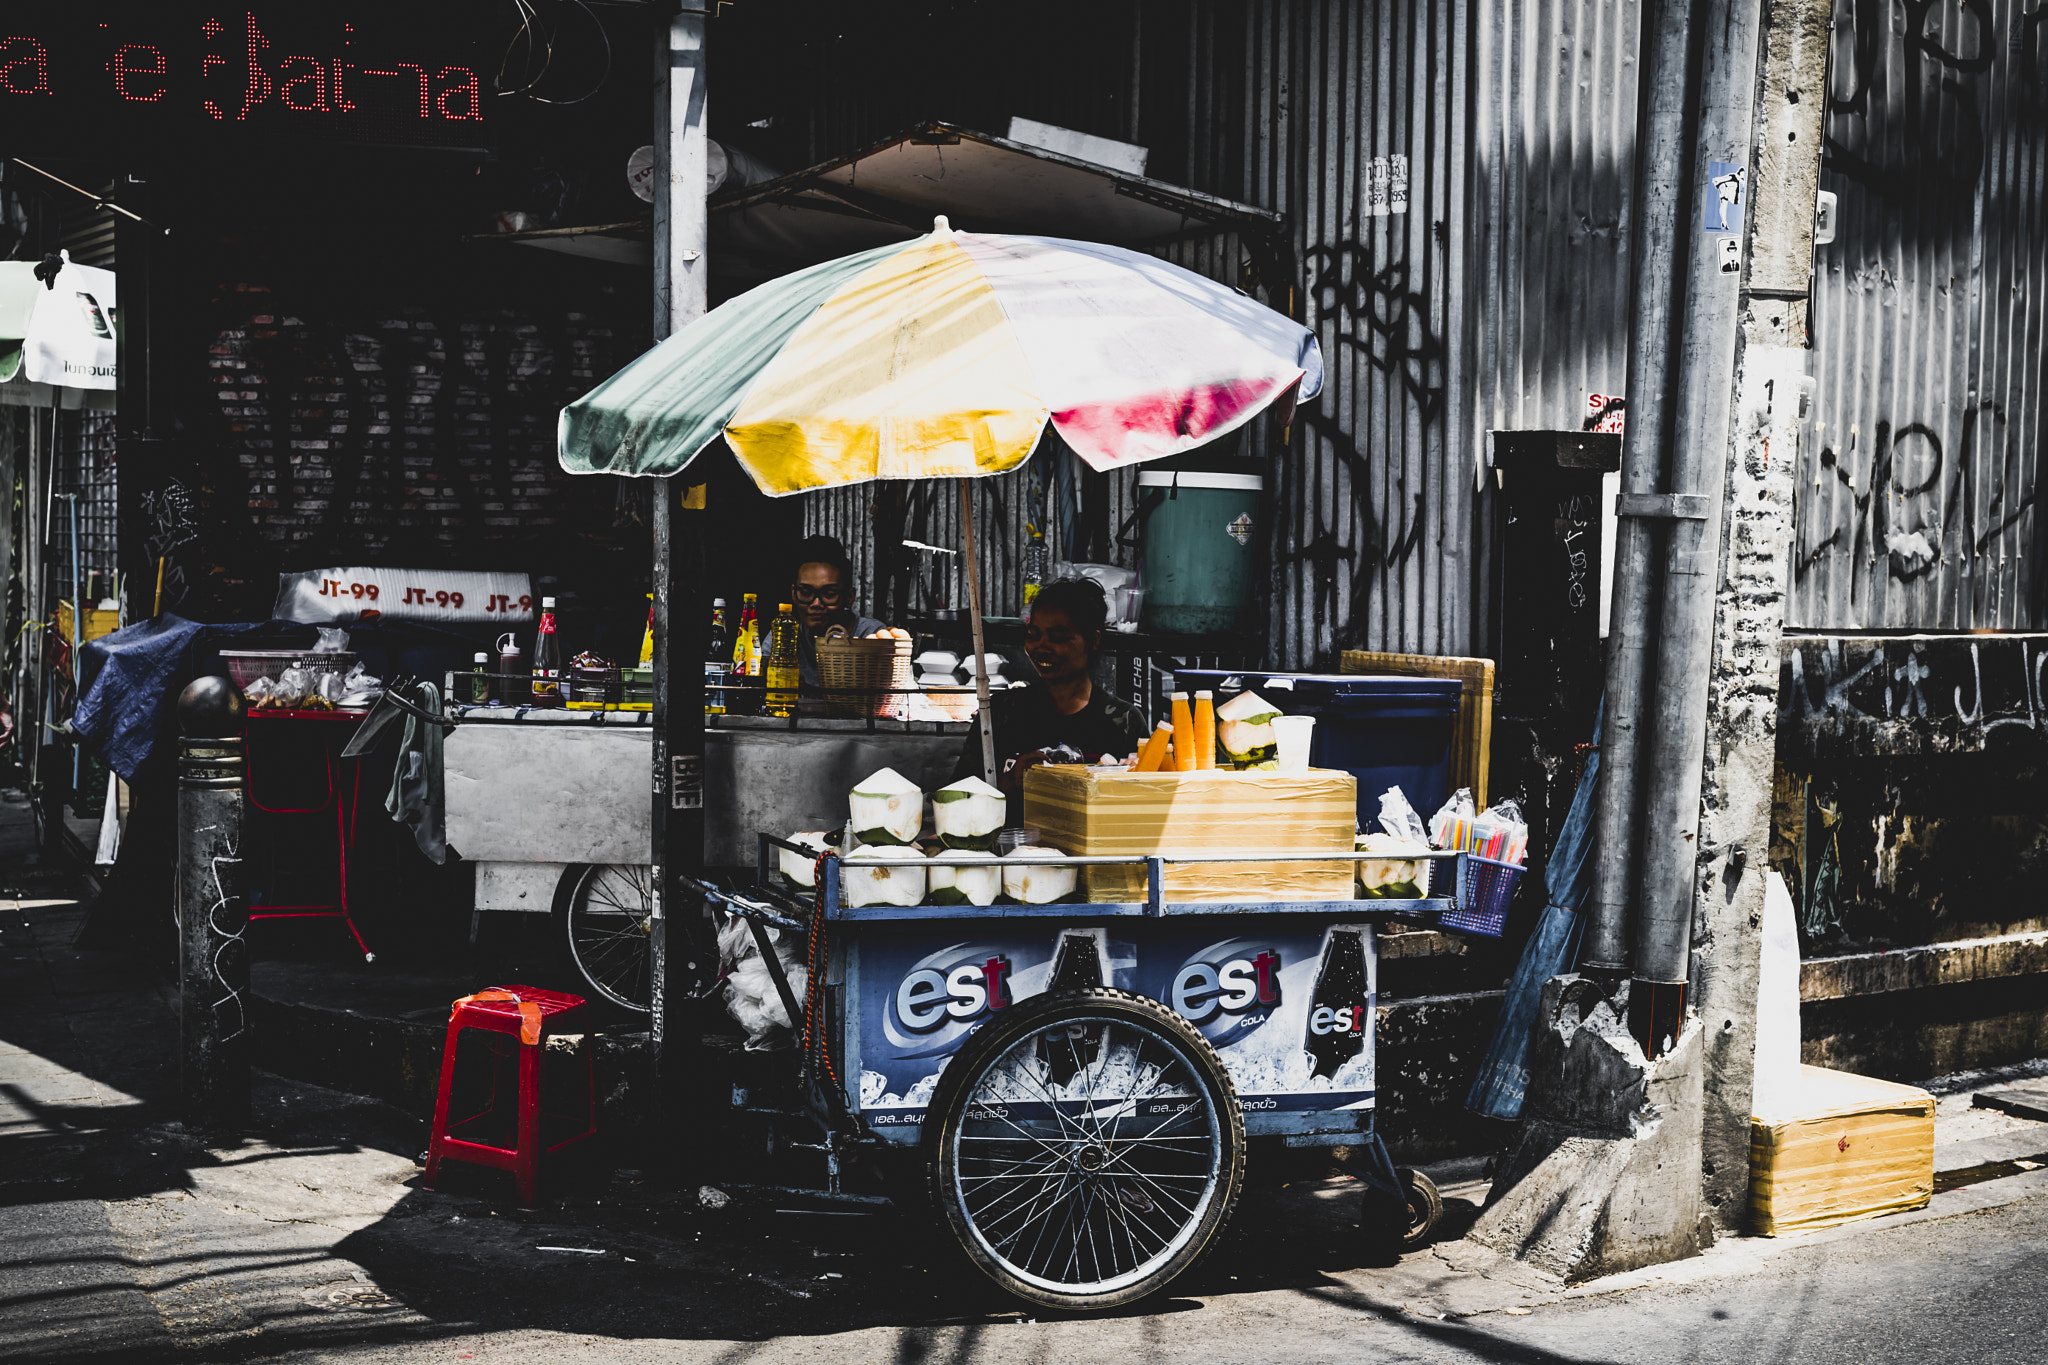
[1135,470,1263,491]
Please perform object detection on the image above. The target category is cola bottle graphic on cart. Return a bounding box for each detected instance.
[1303,930,1368,1079]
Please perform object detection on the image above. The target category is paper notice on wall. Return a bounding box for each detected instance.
[274,568,536,625]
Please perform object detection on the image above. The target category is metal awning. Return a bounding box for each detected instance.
[482,120,1286,280]
[711,120,1284,264]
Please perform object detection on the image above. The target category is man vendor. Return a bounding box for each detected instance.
[954,578,1149,817]
[791,535,893,688]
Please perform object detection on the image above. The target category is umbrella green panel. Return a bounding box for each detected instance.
[558,240,904,479]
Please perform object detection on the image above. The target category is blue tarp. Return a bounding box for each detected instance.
[1465,700,1603,1121]
[71,615,270,781]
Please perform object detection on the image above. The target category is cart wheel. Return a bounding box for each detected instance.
[554,864,652,1015]
[925,987,1245,1313]
[1366,1167,1443,1252]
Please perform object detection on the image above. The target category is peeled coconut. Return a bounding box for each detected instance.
[849,766,923,846]
[842,846,928,908]
[928,849,1003,906]
[778,831,830,888]
[932,775,1006,850]
[1355,831,1430,899]
[1216,690,1282,767]
[1002,846,1078,905]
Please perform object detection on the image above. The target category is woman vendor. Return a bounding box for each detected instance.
[954,578,1149,813]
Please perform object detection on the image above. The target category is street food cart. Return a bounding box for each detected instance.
[531,219,1527,1309]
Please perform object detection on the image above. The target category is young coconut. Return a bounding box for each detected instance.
[1355,831,1430,899]
[927,849,1003,906]
[841,846,928,908]
[848,766,924,846]
[1215,689,1283,768]
[1002,846,1078,904]
[777,831,830,888]
[931,775,1006,850]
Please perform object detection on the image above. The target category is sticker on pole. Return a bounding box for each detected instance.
[671,754,703,810]
[1705,162,1745,233]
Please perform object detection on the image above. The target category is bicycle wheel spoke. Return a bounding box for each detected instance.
[948,1010,1230,1298]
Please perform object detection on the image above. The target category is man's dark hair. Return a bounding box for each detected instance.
[792,535,854,585]
[1029,577,1111,648]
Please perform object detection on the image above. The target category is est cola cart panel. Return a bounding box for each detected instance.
[841,917,1379,1146]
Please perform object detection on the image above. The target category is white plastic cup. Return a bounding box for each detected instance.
[1270,715,1317,773]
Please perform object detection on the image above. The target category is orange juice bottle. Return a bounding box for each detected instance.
[1133,722,1173,773]
[1169,691,1196,771]
[1193,690,1217,769]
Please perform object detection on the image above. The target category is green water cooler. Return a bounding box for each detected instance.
[1135,469,1263,635]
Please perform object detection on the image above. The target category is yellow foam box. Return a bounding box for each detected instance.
[1748,1065,1934,1236]
[1022,765,1358,904]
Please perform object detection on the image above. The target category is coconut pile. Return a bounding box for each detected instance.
[775,767,1081,908]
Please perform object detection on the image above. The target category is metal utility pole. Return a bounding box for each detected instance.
[648,3,710,1099]
[1585,0,1766,1051]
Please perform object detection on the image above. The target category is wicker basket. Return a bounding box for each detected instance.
[815,636,913,717]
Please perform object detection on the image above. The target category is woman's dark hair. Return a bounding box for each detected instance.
[791,534,854,585]
[1028,577,1111,650]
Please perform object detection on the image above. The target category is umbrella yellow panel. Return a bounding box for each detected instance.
[727,232,1048,494]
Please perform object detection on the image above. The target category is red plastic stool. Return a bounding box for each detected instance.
[424,985,597,1207]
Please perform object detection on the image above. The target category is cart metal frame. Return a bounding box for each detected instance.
[683,837,1470,1261]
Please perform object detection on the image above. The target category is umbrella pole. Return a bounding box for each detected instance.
[958,479,998,786]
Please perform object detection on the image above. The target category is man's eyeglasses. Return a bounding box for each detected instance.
[793,583,849,604]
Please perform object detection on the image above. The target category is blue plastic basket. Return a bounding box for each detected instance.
[1435,853,1524,938]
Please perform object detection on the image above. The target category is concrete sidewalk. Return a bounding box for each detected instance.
[2,801,2044,1362]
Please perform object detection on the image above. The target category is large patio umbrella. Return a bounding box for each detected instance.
[559,217,1322,778]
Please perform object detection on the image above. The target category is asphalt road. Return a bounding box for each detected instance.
[254,1190,2045,1365]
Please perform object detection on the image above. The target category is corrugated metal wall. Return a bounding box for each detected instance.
[1791,0,2048,629]
[1216,0,1480,665]
[795,0,1488,667]
[1469,0,1640,455]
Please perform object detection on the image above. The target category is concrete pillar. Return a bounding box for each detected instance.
[1691,0,1832,1230]
[176,677,250,1131]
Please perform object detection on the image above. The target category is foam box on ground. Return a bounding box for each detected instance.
[1021,765,1357,903]
[1749,1065,1934,1236]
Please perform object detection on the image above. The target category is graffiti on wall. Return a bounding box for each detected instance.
[1825,0,2005,201]
[1780,633,2048,759]
[1287,239,1447,660]
[1796,0,2048,629]
[140,479,198,613]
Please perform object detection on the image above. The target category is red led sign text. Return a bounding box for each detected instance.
[3,7,489,146]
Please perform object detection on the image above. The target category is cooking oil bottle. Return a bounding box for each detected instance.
[763,602,801,718]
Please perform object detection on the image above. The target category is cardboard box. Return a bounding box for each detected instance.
[1749,1065,1934,1236]
[1022,765,1358,903]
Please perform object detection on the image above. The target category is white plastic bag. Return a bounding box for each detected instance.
[1377,786,1429,845]
[717,913,809,1049]
[1428,787,1476,850]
